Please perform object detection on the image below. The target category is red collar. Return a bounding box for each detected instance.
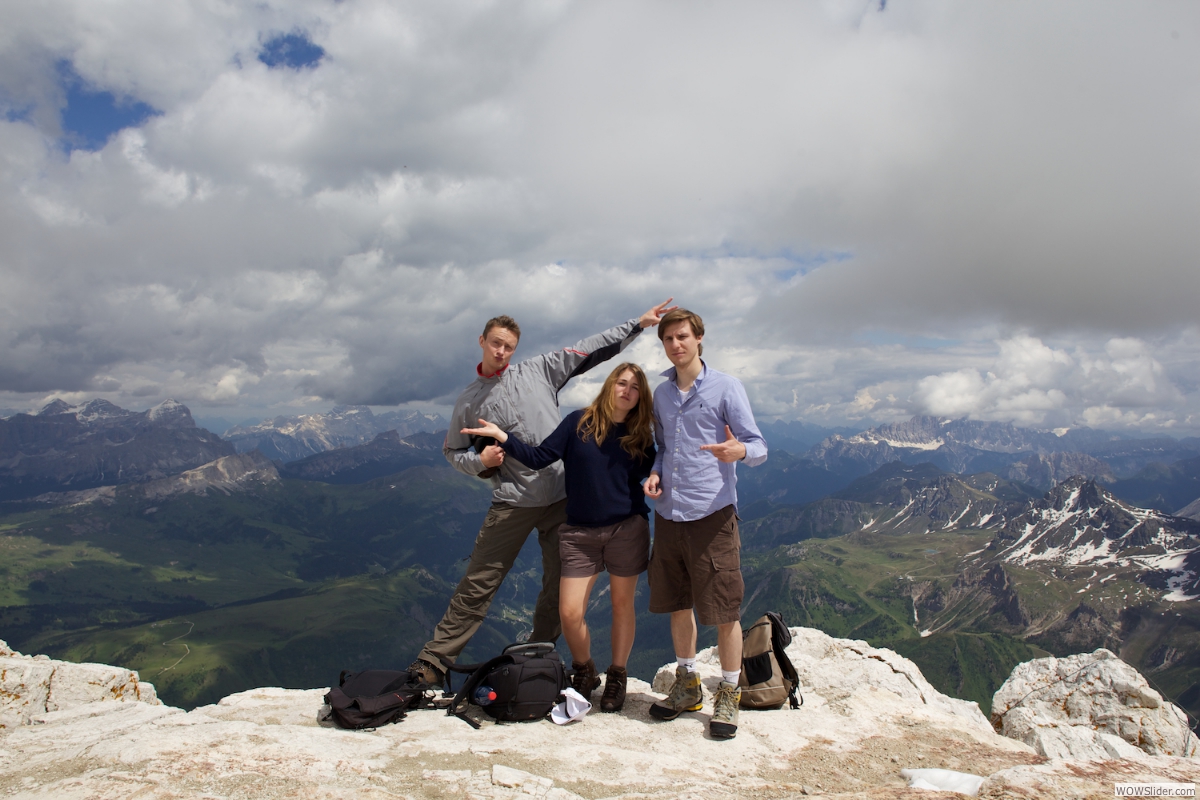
[477,362,509,379]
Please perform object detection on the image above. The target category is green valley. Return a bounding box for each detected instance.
[0,467,555,708]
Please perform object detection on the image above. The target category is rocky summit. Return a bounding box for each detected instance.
[0,399,234,502]
[1,631,1196,798]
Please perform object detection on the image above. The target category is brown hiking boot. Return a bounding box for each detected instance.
[649,666,703,720]
[406,658,445,689]
[600,665,627,712]
[709,680,741,739]
[570,658,601,697]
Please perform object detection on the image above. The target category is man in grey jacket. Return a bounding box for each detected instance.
[409,300,676,686]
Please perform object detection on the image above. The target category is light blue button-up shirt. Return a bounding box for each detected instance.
[652,362,767,522]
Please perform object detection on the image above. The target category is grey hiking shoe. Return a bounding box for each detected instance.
[649,666,703,720]
[407,658,445,689]
[709,680,740,739]
[571,658,601,697]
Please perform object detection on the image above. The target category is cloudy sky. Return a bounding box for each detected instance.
[1,0,1198,435]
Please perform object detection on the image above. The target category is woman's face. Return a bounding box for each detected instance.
[611,369,641,417]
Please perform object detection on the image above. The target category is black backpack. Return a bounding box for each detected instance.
[738,611,802,710]
[442,641,567,728]
[323,668,433,730]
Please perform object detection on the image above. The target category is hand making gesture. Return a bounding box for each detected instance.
[699,425,747,463]
[462,418,509,445]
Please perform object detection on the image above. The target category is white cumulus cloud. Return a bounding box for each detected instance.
[0,1,1197,435]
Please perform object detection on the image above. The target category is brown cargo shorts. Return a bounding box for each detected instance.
[559,514,650,578]
[647,505,743,626]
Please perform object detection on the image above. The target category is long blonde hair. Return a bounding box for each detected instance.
[577,363,654,460]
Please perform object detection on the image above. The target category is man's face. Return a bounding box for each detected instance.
[479,327,519,374]
[660,321,701,369]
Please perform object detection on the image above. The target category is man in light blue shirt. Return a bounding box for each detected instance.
[643,308,767,739]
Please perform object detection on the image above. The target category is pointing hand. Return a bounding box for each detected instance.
[462,418,509,444]
[698,425,747,463]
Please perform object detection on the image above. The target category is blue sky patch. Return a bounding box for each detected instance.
[59,64,158,151]
[259,32,325,69]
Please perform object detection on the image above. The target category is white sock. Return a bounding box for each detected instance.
[721,669,740,685]
[677,656,697,673]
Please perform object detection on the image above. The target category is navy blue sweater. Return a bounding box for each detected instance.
[502,410,655,527]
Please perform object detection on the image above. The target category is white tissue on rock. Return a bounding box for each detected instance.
[901,768,985,795]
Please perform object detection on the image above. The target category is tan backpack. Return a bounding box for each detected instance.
[738,611,801,710]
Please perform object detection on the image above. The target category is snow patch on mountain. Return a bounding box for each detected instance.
[851,433,945,451]
[994,477,1200,600]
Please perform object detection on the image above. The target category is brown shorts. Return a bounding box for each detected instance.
[648,505,743,626]
[559,514,651,578]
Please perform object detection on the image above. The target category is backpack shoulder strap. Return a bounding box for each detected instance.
[767,612,803,709]
[439,655,489,698]
[766,611,792,648]
[447,654,513,728]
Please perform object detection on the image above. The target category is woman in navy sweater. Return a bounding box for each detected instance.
[462,362,655,712]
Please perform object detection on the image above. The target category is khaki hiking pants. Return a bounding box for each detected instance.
[417,499,566,668]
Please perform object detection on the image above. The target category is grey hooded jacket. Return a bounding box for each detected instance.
[443,319,644,508]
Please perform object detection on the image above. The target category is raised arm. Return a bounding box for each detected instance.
[534,299,677,391]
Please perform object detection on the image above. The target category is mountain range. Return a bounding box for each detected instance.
[0,399,234,502]
[2,398,1199,726]
[804,415,1200,489]
[993,476,1200,599]
[739,415,1200,516]
[223,405,447,462]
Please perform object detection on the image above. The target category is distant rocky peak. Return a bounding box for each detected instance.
[845,415,949,450]
[995,474,1200,573]
[148,399,193,425]
[75,399,134,422]
[1039,475,1110,513]
[37,399,73,416]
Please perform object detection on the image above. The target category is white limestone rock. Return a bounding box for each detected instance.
[991,648,1200,759]
[0,640,158,729]
[3,632,1194,798]
[981,755,1200,799]
[0,635,1044,799]
[653,626,990,730]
